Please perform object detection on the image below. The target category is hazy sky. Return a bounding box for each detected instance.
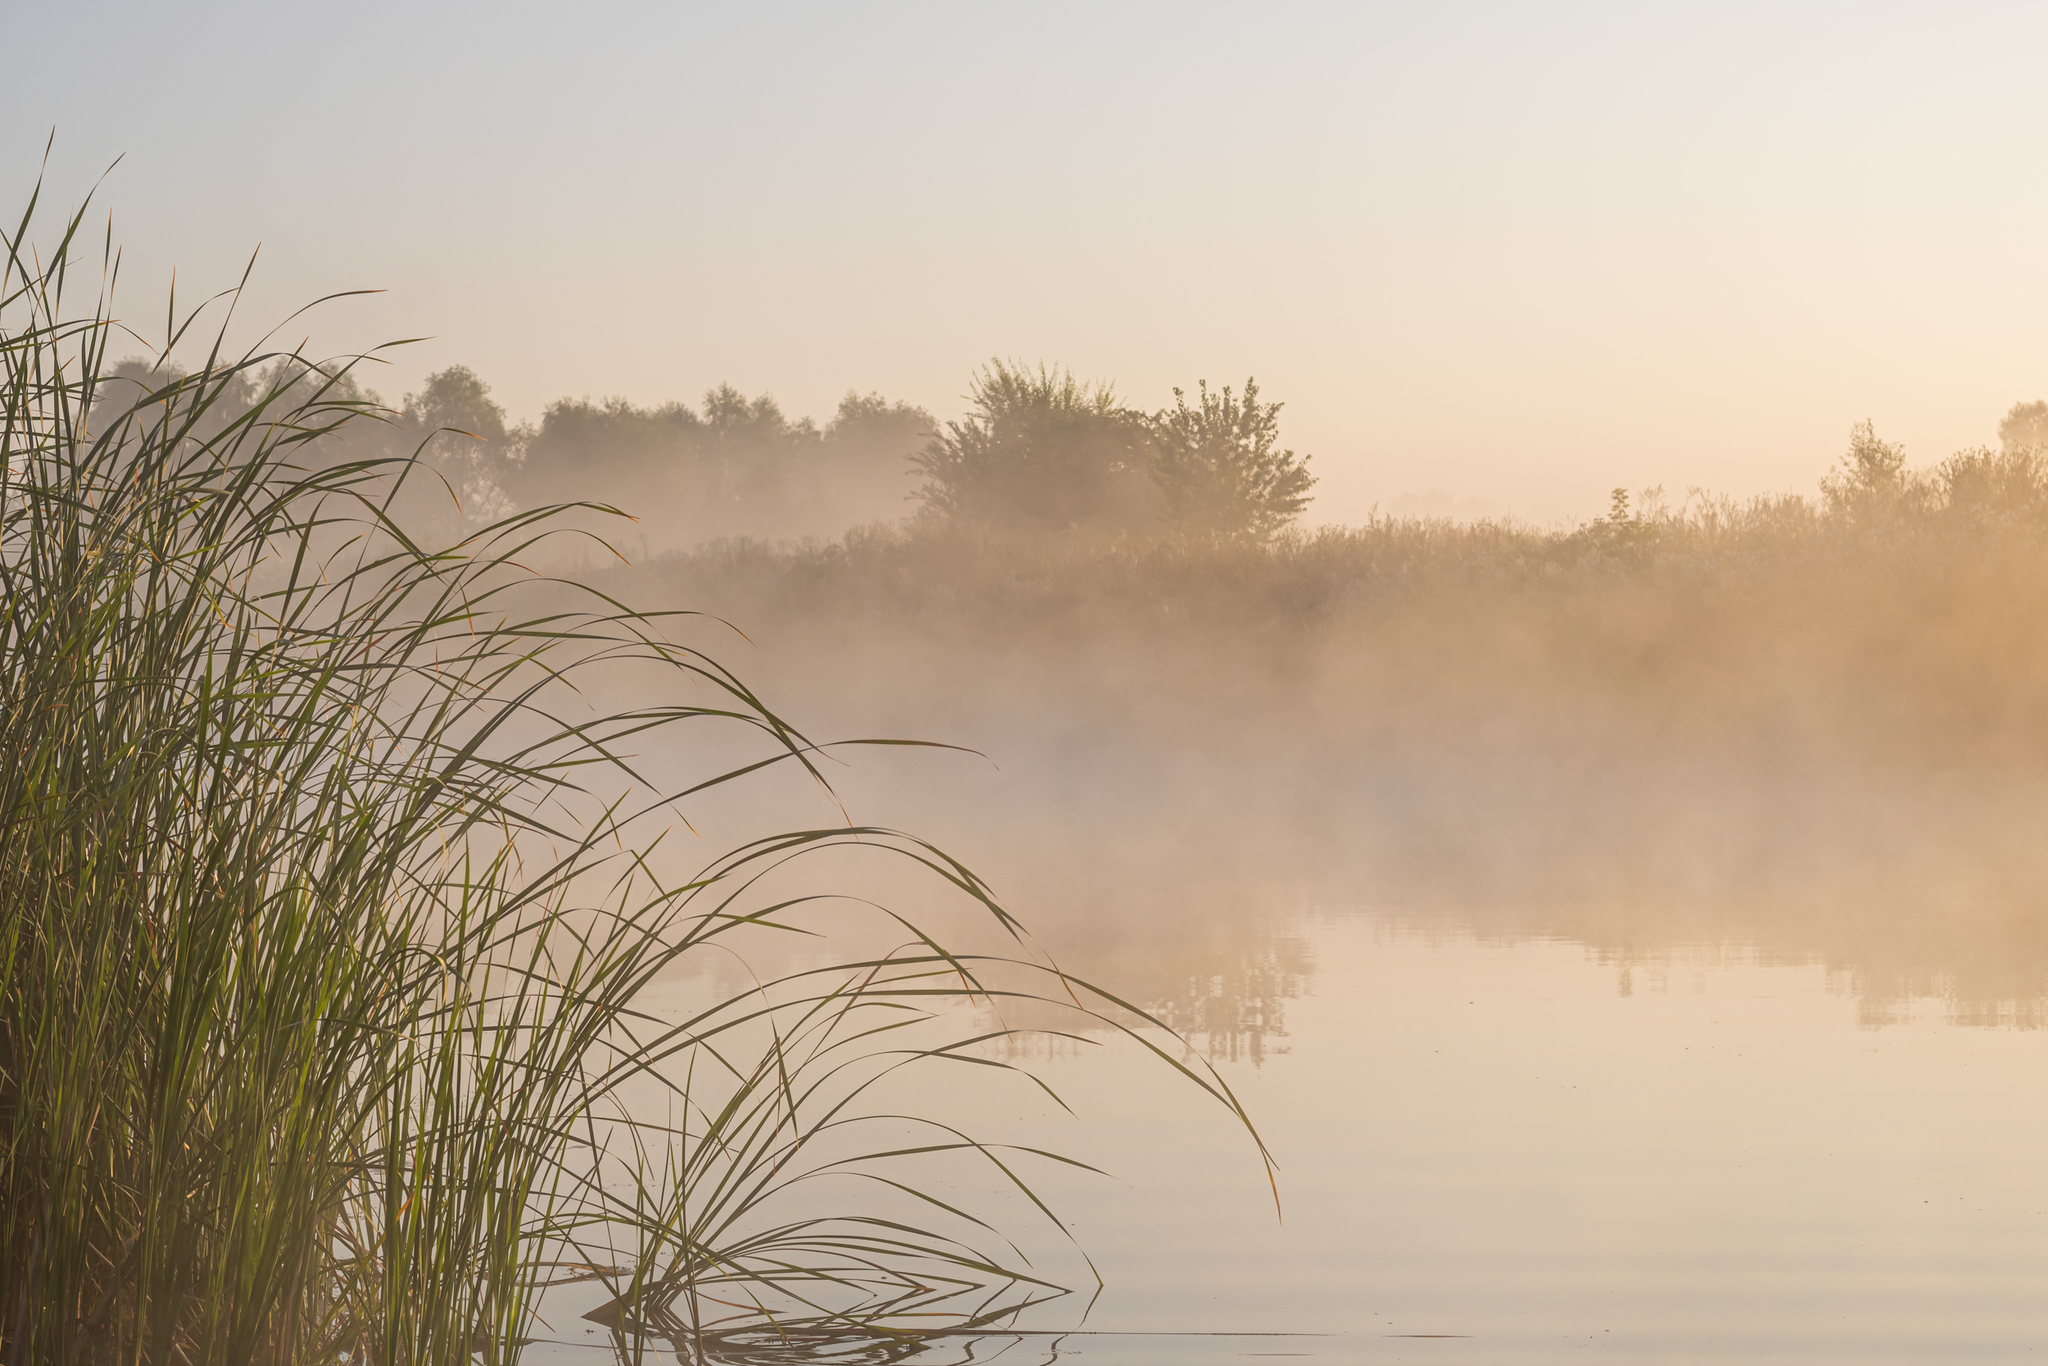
[10,1,2048,524]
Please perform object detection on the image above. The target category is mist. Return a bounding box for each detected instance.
[22,0,2048,1351]
[29,264,2048,1360]
[131,335,2048,1040]
[354,356,2048,1044]
[458,372,2048,1354]
[47,177,2048,1361]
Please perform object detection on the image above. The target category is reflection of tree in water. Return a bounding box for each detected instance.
[1026,881,1322,1065]
[1840,941,2048,1030]
[1449,878,2048,1030]
[960,884,1320,1065]
[1143,931,1315,1065]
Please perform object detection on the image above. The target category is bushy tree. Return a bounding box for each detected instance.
[404,364,506,447]
[1999,400,2048,454]
[699,382,817,510]
[828,391,932,463]
[701,382,796,447]
[88,357,266,447]
[1148,378,1315,539]
[398,365,514,526]
[1930,444,2048,532]
[912,361,1157,535]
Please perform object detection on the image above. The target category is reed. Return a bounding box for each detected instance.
[0,185,1262,1364]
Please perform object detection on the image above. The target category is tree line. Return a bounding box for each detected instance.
[92,356,1318,549]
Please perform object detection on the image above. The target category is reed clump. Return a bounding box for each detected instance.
[0,191,1259,1364]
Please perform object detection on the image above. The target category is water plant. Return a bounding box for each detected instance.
[0,179,1264,1364]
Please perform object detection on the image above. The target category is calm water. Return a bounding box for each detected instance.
[1004,913,2048,1361]
[530,890,2048,1364]
[531,632,2048,1363]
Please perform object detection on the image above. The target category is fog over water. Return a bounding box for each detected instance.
[411,381,2041,1361]
[59,319,2048,1361]
[21,7,2048,1356]
[122,339,2043,1357]
[562,466,2048,1024]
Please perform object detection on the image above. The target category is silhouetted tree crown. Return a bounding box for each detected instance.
[1149,378,1315,540]
[491,383,930,544]
[404,364,507,447]
[912,364,1317,540]
[912,361,1159,536]
[829,391,932,457]
[501,396,699,510]
[1999,400,2048,454]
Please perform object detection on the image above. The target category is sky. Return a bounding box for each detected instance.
[9,1,2048,525]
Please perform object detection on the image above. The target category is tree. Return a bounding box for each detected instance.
[817,392,934,526]
[827,391,932,465]
[699,382,816,510]
[499,395,701,511]
[404,364,507,448]
[397,366,514,528]
[1820,420,1914,527]
[1999,400,2048,454]
[89,356,261,447]
[1148,378,1315,539]
[493,382,926,545]
[912,361,1157,535]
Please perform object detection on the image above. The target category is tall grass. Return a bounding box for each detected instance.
[0,188,1263,1364]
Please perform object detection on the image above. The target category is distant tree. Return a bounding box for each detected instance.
[1933,444,2048,532]
[702,389,937,534]
[500,396,701,510]
[699,382,815,509]
[89,356,183,434]
[90,356,508,535]
[819,392,933,523]
[827,391,932,459]
[88,355,261,445]
[397,366,513,526]
[701,383,793,448]
[1148,378,1315,539]
[1999,400,2048,453]
[1820,420,1913,526]
[913,361,1157,535]
[404,365,507,448]
[496,382,916,543]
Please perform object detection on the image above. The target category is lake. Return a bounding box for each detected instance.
[526,603,2048,1364]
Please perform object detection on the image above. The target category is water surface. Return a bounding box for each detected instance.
[534,617,2048,1363]
[932,900,2048,1362]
